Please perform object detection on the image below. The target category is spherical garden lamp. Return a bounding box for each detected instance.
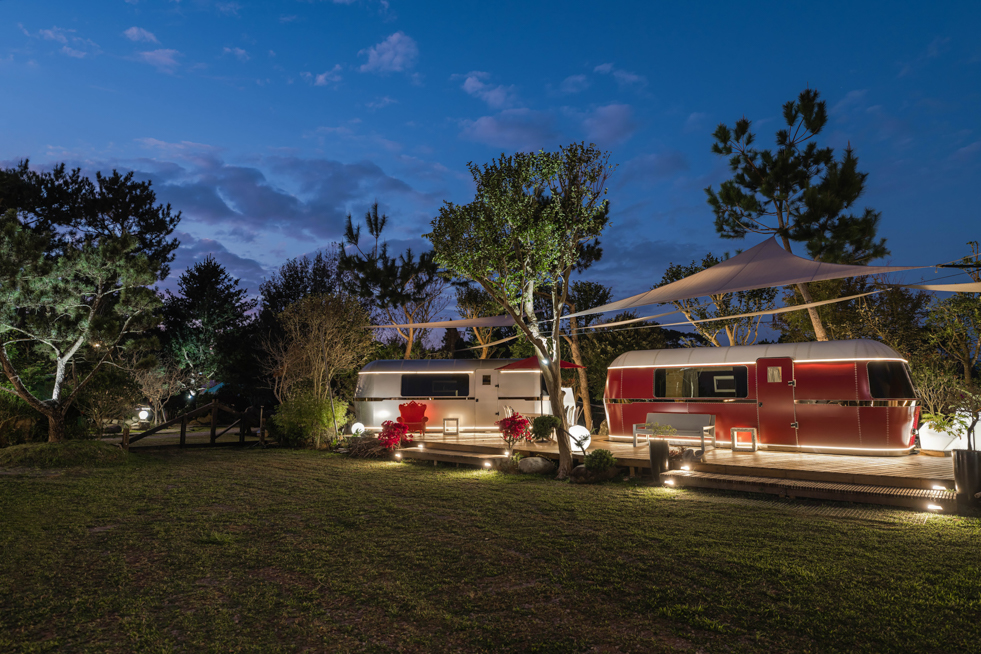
[569,425,591,452]
[351,422,365,436]
[138,409,149,421]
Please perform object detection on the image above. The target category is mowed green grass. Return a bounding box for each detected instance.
[1,448,979,653]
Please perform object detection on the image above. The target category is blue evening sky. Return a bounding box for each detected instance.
[2,0,979,308]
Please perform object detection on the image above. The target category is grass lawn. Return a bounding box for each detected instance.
[1,448,979,653]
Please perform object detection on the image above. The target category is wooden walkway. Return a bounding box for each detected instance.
[696,448,954,489]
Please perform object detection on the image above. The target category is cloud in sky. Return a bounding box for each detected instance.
[367,96,397,110]
[222,46,249,62]
[135,49,181,73]
[163,231,269,295]
[215,2,242,17]
[459,109,556,151]
[593,62,648,88]
[581,104,637,146]
[302,64,343,86]
[683,112,709,134]
[358,31,418,73]
[124,140,437,252]
[619,150,690,186]
[458,71,517,109]
[559,74,589,94]
[123,27,158,43]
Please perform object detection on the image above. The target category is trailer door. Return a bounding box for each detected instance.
[755,357,798,447]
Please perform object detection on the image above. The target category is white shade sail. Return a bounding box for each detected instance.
[564,237,925,319]
[899,282,981,292]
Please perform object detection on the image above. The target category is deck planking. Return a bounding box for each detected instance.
[416,431,956,488]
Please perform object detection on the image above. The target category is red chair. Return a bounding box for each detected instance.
[397,401,429,436]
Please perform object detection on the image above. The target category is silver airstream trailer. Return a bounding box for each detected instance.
[353,359,575,433]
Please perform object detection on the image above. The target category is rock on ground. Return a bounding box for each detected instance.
[518,456,556,474]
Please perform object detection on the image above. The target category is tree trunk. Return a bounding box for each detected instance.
[546,361,573,478]
[403,327,415,360]
[795,282,829,341]
[567,328,592,432]
[47,412,67,443]
[779,234,829,342]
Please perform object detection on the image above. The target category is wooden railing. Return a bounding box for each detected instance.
[122,400,263,450]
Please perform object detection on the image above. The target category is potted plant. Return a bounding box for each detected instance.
[531,415,561,443]
[951,383,981,506]
[918,367,981,505]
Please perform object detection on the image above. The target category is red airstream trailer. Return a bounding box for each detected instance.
[603,339,919,455]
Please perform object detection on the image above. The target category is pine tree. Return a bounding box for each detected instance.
[161,256,257,387]
[339,202,446,359]
[706,88,888,341]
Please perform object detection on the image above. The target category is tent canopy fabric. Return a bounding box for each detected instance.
[496,356,585,370]
[899,282,981,292]
[564,237,925,319]
[368,314,515,330]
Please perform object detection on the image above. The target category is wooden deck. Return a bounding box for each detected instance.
[415,431,956,489]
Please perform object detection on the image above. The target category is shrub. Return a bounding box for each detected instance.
[643,422,678,438]
[531,415,561,442]
[270,393,349,449]
[378,420,412,450]
[584,448,616,472]
[495,412,531,448]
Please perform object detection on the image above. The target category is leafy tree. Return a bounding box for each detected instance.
[454,283,503,359]
[161,255,257,388]
[921,242,981,383]
[427,143,613,478]
[128,354,190,424]
[0,161,180,276]
[706,89,887,341]
[776,276,932,356]
[576,313,691,404]
[561,281,613,430]
[257,247,342,341]
[340,202,447,359]
[263,293,374,447]
[657,253,778,347]
[0,211,163,442]
[75,366,140,436]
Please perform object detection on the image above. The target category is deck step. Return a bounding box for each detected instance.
[398,447,510,468]
[415,440,510,455]
[661,470,958,513]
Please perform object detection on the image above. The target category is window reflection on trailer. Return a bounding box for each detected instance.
[353,359,574,433]
[603,339,919,455]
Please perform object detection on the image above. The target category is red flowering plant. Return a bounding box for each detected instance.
[495,413,532,450]
[378,420,413,450]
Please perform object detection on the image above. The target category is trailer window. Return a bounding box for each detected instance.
[654,367,748,399]
[400,374,470,398]
[867,362,915,399]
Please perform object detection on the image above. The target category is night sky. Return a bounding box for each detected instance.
[3,0,980,308]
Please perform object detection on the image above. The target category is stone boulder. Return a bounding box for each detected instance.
[518,456,556,474]
[570,464,622,484]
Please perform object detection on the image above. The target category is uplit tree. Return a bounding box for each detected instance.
[0,211,162,441]
[427,143,614,478]
[706,88,887,341]
[0,162,177,442]
[161,255,257,388]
